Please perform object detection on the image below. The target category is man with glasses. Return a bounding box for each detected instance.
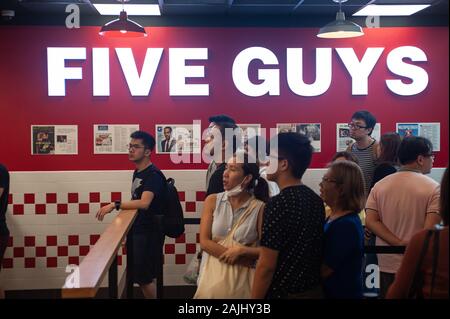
[365,136,441,298]
[346,110,379,196]
[96,131,167,299]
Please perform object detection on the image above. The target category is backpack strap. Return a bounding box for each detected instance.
[408,229,433,299]
[152,168,170,211]
[153,167,167,183]
[430,229,440,298]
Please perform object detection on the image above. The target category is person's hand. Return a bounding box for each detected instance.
[96,203,115,221]
[219,246,243,265]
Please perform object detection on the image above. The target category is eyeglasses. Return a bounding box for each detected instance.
[128,143,145,150]
[424,153,436,160]
[321,176,339,184]
[348,122,367,130]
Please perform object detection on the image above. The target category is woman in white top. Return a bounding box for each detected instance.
[194,151,269,298]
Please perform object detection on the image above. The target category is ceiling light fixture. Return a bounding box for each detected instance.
[317,0,364,39]
[93,3,161,16]
[99,0,147,38]
[353,4,431,17]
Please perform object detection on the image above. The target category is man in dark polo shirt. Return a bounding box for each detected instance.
[204,115,236,192]
[252,133,325,299]
[96,131,166,299]
[0,163,10,299]
[205,120,240,196]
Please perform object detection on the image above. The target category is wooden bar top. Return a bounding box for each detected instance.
[61,209,138,299]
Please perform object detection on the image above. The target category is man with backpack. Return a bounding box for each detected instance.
[96,131,168,299]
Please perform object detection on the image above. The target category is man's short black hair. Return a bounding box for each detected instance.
[130,131,156,151]
[208,114,236,125]
[163,126,172,133]
[398,136,433,165]
[273,132,313,179]
[209,115,238,153]
[351,110,377,135]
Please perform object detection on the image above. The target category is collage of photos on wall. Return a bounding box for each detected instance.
[238,124,261,145]
[396,122,441,151]
[28,121,442,156]
[155,124,202,154]
[94,124,140,154]
[277,123,322,152]
[31,125,78,155]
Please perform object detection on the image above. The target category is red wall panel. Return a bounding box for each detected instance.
[0,26,448,171]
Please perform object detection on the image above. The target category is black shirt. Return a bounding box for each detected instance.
[370,162,397,190]
[261,185,325,299]
[206,163,226,197]
[131,164,166,232]
[0,164,10,236]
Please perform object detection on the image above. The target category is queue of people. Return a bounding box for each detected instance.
[193,111,447,299]
[1,110,448,300]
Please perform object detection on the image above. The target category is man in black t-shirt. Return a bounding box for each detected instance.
[96,131,166,299]
[252,133,325,299]
[0,163,10,299]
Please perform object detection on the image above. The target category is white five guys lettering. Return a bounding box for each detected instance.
[47,46,428,97]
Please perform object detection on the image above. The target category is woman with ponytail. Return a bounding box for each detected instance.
[194,151,269,298]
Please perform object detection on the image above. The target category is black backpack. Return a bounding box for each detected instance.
[155,171,185,238]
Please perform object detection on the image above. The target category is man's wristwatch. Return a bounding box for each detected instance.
[114,200,121,211]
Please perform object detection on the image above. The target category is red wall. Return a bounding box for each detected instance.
[0,26,448,171]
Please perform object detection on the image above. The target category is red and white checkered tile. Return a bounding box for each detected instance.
[2,234,125,268]
[1,170,205,289]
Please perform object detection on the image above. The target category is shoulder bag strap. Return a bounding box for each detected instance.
[429,230,440,298]
[225,199,259,241]
[408,229,433,299]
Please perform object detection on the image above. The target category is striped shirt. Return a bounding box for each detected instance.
[350,140,377,196]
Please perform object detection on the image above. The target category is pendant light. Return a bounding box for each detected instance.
[99,0,147,38]
[317,0,364,39]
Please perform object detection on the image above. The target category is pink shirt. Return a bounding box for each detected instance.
[366,171,440,273]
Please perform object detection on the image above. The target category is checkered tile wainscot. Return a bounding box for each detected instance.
[0,170,205,290]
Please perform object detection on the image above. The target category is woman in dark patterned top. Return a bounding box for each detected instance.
[252,133,325,299]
